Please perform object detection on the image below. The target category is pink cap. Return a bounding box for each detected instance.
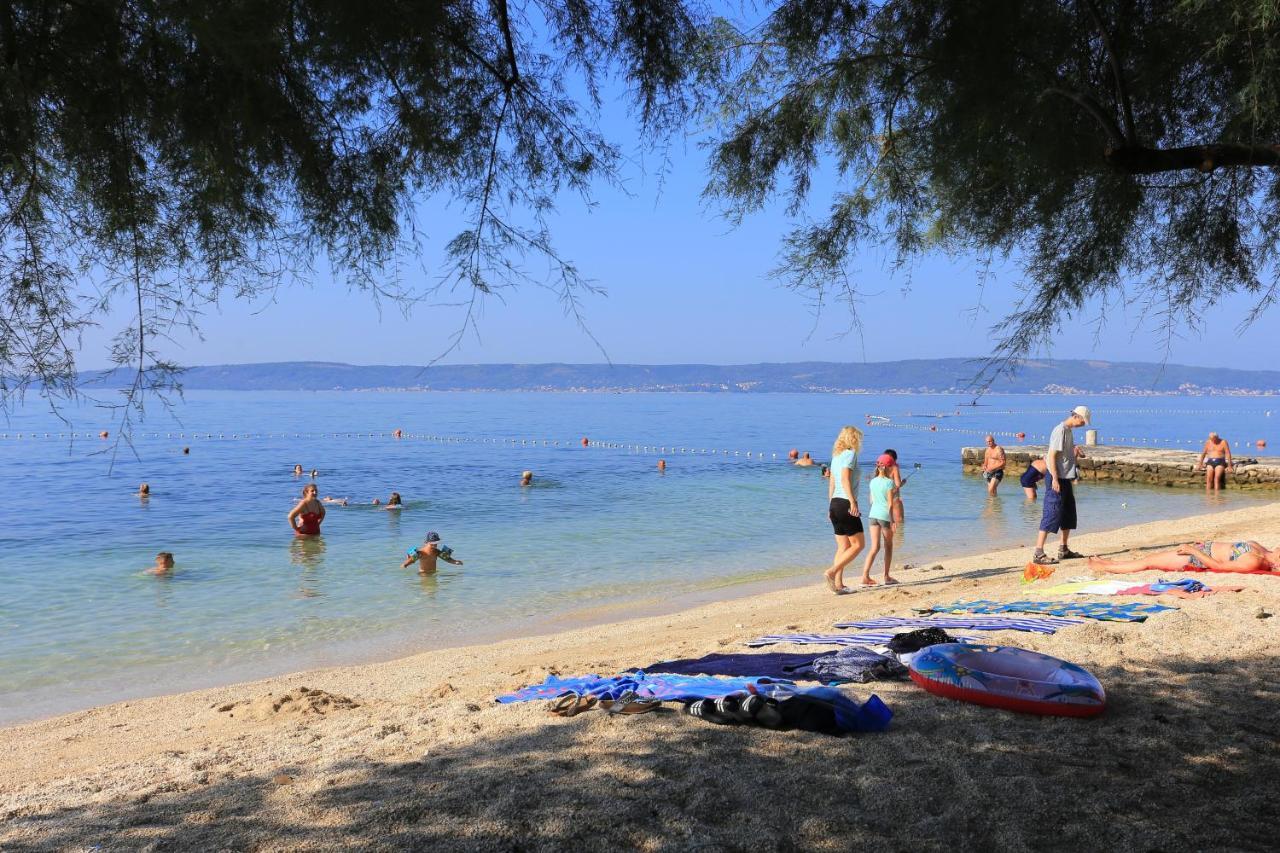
[876,453,896,468]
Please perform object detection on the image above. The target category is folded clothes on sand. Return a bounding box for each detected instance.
[835,615,1081,635]
[685,686,893,735]
[921,599,1175,623]
[808,646,908,683]
[746,630,976,648]
[1116,578,1245,599]
[885,627,957,654]
[496,672,793,704]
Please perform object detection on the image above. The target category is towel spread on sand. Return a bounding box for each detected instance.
[634,652,835,682]
[1038,580,1137,596]
[921,599,1175,622]
[495,672,794,704]
[745,631,977,648]
[1115,578,1245,599]
[834,615,1081,635]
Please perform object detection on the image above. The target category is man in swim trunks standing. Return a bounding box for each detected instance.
[981,434,1006,495]
[1195,432,1233,491]
[1031,406,1091,565]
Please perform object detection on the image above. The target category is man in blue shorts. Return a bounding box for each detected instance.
[1031,406,1091,565]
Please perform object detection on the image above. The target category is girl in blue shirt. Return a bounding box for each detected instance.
[861,453,900,585]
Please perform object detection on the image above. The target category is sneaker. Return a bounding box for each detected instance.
[1058,548,1086,560]
[1031,552,1058,565]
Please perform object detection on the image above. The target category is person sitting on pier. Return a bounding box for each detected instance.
[1090,539,1279,575]
[1195,432,1233,491]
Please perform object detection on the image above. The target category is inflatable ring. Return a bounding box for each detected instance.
[909,643,1105,718]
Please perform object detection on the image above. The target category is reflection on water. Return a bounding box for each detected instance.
[289,535,327,569]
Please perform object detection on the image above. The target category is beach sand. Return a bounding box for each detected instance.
[3,503,1279,851]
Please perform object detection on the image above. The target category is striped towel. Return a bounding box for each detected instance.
[745,631,976,648]
[922,599,1175,623]
[834,615,1081,635]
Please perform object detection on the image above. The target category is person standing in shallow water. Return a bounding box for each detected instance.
[981,434,1006,495]
[288,483,325,536]
[1195,432,1232,491]
[1031,406,1091,565]
[824,425,865,594]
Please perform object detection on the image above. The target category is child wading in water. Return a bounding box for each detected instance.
[861,454,899,586]
[401,531,463,575]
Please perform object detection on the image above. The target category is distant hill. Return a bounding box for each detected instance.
[78,358,1280,394]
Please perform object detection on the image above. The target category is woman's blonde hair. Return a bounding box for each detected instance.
[832,425,864,458]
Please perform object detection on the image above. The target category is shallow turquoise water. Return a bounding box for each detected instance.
[0,391,1274,722]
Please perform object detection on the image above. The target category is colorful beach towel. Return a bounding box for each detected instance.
[746,631,976,648]
[495,672,793,704]
[834,615,1081,635]
[635,652,834,682]
[920,599,1175,623]
[1116,578,1245,599]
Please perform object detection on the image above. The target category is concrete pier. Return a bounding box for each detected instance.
[961,445,1280,490]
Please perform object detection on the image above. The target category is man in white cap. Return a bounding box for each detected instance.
[1031,405,1091,564]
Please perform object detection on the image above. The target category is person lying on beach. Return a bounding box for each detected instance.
[1090,540,1280,574]
[322,496,349,506]
[147,552,175,575]
[401,532,463,574]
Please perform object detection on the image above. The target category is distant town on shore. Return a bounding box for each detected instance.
[78,358,1280,396]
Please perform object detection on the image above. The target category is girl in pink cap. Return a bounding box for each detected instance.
[861,454,900,585]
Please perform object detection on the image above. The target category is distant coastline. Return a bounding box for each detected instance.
[77,357,1280,395]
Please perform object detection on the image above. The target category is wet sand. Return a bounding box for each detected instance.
[3,503,1279,851]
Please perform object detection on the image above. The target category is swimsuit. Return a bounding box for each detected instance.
[1019,462,1045,489]
[295,511,322,536]
[1188,541,1251,567]
[1205,457,1227,467]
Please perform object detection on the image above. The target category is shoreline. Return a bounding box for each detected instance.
[0,485,1262,728]
[4,502,1280,848]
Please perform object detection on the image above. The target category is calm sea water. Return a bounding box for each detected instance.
[1,391,1275,722]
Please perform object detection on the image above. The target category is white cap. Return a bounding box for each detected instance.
[1072,405,1092,424]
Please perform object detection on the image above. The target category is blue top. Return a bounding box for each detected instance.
[830,449,859,501]
[868,475,894,522]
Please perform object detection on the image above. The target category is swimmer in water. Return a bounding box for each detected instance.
[385,492,403,509]
[521,471,533,486]
[794,452,815,467]
[288,483,325,536]
[309,468,319,478]
[147,552,175,575]
[137,483,150,497]
[657,459,666,472]
[401,531,463,575]
[321,496,349,506]
[293,464,304,476]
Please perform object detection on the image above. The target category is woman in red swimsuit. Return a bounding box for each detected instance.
[288,483,326,536]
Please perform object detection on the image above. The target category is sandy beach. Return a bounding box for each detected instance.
[4,503,1279,851]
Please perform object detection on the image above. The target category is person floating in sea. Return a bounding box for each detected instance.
[147,552,175,575]
[288,483,325,536]
[402,531,463,574]
[794,452,815,467]
[1195,432,1233,491]
[820,464,830,480]
[824,425,865,594]
[1090,540,1278,575]
[293,464,304,476]
[1020,458,1048,501]
[981,434,1006,496]
[860,454,900,586]
[137,483,150,498]
[657,459,666,472]
[1031,406,1091,565]
[385,492,403,509]
[321,496,349,506]
[521,471,534,486]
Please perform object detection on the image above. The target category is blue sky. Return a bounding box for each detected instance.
[74,36,1280,371]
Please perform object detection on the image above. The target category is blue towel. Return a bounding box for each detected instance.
[922,599,1175,622]
[635,652,836,682]
[746,631,977,647]
[1148,578,1206,594]
[834,615,1080,635]
[495,671,794,704]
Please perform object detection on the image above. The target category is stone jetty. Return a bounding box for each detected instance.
[961,445,1280,490]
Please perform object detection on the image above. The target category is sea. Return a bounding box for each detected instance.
[1,391,1275,723]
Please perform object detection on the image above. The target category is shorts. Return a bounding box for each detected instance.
[829,498,864,536]
[1019,468,1043,488]
[1205,457,1227,468]
[869,517,893,530]
[1039,475,1077,533]
[983,469,1004,482]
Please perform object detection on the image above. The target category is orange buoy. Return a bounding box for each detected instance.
[394,428,403,439]
[99,430,109,439]
[581,437,589,447]
[1257,439,1268,449]
[929,425,938,432]
[1015,432,1026,440]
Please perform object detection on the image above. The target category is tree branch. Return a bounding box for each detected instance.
[1043,86,1126,146]
[1105,142,1280,173]
[1081,0,1136,143]
[494,0,520,87]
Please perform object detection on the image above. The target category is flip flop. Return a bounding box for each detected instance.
[548,692,580,716]
[685,698,737,726]
[604,690,662,715]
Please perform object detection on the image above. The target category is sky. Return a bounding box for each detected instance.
[72,24,1280,372]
